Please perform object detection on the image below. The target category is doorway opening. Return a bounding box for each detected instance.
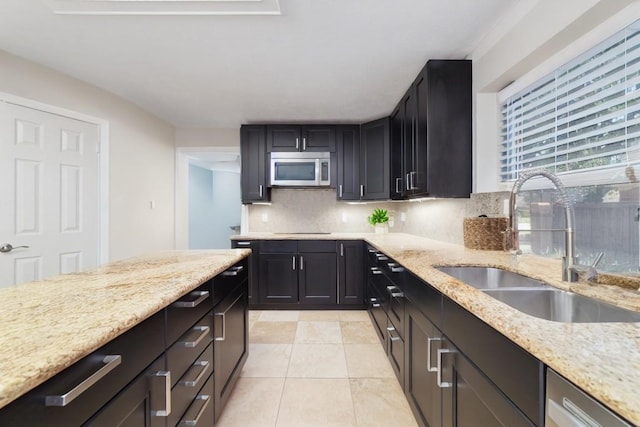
[175,147,242,249]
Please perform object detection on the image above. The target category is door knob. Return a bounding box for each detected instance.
[0,243,29,253]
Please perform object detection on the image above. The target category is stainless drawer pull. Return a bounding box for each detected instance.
[437,348,454,388]
[259,184,264,198]
[302,137,307,151]
[222,265,244,276]
[339,184,343,198]
[369,297,381,308]
[179,394,212,427]
[45,355,121,406]
[386,285,405,298]
[173,291,210,308]
[387,262,404,273]
[295,137,300,150]
[300,255,304,271]
[179,326,210,348]
[427,337,441,373]
[386,326,401,342]
[150,370,171,417]
[180,361,210,388]
[370,267,383,275]
[340,243,344,257]
[376,254,389,261]
[235,241,251,246]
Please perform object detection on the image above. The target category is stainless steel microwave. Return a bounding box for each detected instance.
[270,152,331,186]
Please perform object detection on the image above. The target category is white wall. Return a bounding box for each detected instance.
[175,128,239,148]
[0,49,176,261]
[471,0,640,193]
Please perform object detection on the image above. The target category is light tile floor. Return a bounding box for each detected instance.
[216,310,419,427]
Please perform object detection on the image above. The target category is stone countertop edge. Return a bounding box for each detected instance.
[235,232,640,425]
[0,249,250,411]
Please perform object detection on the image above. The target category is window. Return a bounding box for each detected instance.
[500,20,640,184]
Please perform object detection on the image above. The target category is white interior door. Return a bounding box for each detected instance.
[0,101,100,287]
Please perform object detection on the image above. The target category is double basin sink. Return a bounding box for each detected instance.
[437,266,640,323]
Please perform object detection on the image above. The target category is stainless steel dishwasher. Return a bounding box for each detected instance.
[546,369,632,426]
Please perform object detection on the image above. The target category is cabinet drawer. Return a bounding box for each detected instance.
[259,240,297,253]
[167,313,214,387]
[177,373,214,427]
[166,282,213,345]
[169,343,214,427]
[298,240,336,253]
[212,258,248,306]
[0,311,164,427]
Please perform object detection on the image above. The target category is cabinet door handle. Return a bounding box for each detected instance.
[370,267,383,275]
[340,243,344,257]
[179,326,210,348]
[173,290,210,308]
[339,184,343,198]
[222,265,244,276]
[300,255,304,270]
[387,262,404,273]
[386,326,401,342]
[150,370,171,417]
[214,292,241,342]
[376,253,388,261]
[406,173,411,191]
[386,285,405,298]
[427,337,441,373]
[292,255,296,270]
[369,297,381,308]
[259,184,264,198]
[360,185,364,198]
[437,348,454,388]
[302,137,307,151]
[296,137,300,150]
[180,361,210,388]
[395,177,402,194]
[178,394,212,427]
[235,241,251,247]
[45,355,122,406]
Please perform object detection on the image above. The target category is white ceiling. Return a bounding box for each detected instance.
[0,0,514,128]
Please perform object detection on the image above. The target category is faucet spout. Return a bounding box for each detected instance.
[507,169,577,282]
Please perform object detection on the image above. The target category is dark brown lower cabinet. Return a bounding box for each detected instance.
[213,278,249,421]
[85,357,167,427]
[0,258,250,427]
[405,301,442,427]
[441,342,535,427]
[337,240,364,305]
[299,251,337,305]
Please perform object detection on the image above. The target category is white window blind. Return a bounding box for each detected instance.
[500,20,640,184]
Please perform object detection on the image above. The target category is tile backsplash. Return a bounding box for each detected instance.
[247,189,509,245]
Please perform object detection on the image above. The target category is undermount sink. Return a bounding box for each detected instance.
[437,266,640,323]
[483,288,640,323]
[436,266,548,290]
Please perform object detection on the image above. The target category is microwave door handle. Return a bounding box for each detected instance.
[316,159,321,185]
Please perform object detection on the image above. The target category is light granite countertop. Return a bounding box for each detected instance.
[0,249,250,411]
[235,232,640,425]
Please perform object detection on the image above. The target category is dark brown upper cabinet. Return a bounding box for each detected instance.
[240,125,269,204]
[266,125,336,152]
[394,60,472,199]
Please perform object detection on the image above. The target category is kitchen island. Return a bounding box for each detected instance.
[233,232,640,425]
[0,249,250,424]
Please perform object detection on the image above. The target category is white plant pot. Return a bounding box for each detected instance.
[374,223,388,234]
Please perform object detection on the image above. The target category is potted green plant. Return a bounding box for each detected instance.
[368,208,389,234]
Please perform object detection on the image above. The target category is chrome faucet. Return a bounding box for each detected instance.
[506,169,602,282]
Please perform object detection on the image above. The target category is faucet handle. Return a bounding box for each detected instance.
[591,252,604,268]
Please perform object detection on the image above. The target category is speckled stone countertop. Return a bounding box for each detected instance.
[235,232,640,425]
[0,249,250,411]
